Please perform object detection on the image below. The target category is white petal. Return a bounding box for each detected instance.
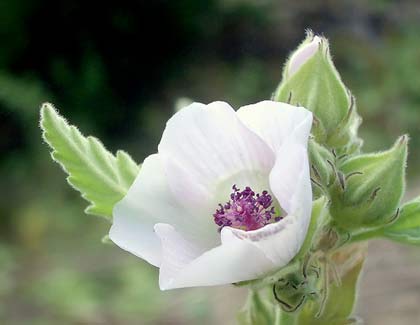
[155,223,275,290]
[237,101,312,153]
[111,100,312,290]
[224,216,302,268]
[287,36,322,77]
[269,141,312,245]
[109,154,218,267]
[222,142,312,268]
[158,101,275,213]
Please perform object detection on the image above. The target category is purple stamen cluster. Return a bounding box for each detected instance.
[213,185,282,231]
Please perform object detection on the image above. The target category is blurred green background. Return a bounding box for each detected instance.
[1,1,420,324]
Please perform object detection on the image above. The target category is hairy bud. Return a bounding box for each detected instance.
[308,139,335,197]
[330,136,408,229]
[274,31,361,149]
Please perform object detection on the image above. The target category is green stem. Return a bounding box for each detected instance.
[350,229,382,243]
[252,290,274,324]
[276,308,297,325]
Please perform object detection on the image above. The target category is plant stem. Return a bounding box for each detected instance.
[276,308,297,325]
[350,229,382,243]
[252,290,274,324]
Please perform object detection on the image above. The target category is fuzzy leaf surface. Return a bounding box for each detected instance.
[40,103,139,219]
[382,197,420,245]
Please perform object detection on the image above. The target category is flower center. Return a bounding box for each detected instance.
[213,185,282,232]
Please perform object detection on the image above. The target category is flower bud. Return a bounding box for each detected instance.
[287,35,322,78]
[308,139,335,197]
[274,31,361,149]
[272,271,318,313]
[330,136,408,230]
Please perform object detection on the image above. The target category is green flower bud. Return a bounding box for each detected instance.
[272,271,318,313]
[330,136,408,230]
[274,31,361,149]
[308,139,335,197]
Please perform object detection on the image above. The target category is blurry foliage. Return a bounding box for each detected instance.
[337,27,420,159]
[1,0,420,324]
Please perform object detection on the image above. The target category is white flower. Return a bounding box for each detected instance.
[109,100,313,290]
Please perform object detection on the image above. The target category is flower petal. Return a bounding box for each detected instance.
[287,36,322,77]
[224,216,302,268]
[111,100,313,290]
[158,101,275,213]
[269,140,312,244]
[154,223,275,290]
[223,141,312,268]
[236,100,312,153]
[109,154,218,267]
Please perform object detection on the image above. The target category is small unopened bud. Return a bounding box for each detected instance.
[287,35,322,78]
[274,31,361,149]
[330,136,408,230]
[308,139,335,197]
[272,271,318,313]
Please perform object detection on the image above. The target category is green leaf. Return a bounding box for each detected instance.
[40,103,139,219]
[382,197,420,245]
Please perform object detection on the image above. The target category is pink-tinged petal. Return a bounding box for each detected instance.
[221,142,312,268]
[158,101,275,214]
[287,36,322,77]
[110,99,313,290]
[269,141,312,243]
[237,101,312,153]
[154,223,275,290]
[109,154,219,267]
[224,216,302,268]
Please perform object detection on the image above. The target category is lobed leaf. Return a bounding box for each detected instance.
[382,197,420,245]
[40,103,139,219]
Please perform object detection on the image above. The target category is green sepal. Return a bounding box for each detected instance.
[40,103,139,219]
[330,136,408,230]
[308,140,335,197]
[330,96,363,152]
[274,32,358,148]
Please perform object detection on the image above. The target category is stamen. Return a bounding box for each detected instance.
[213,185,283,231]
